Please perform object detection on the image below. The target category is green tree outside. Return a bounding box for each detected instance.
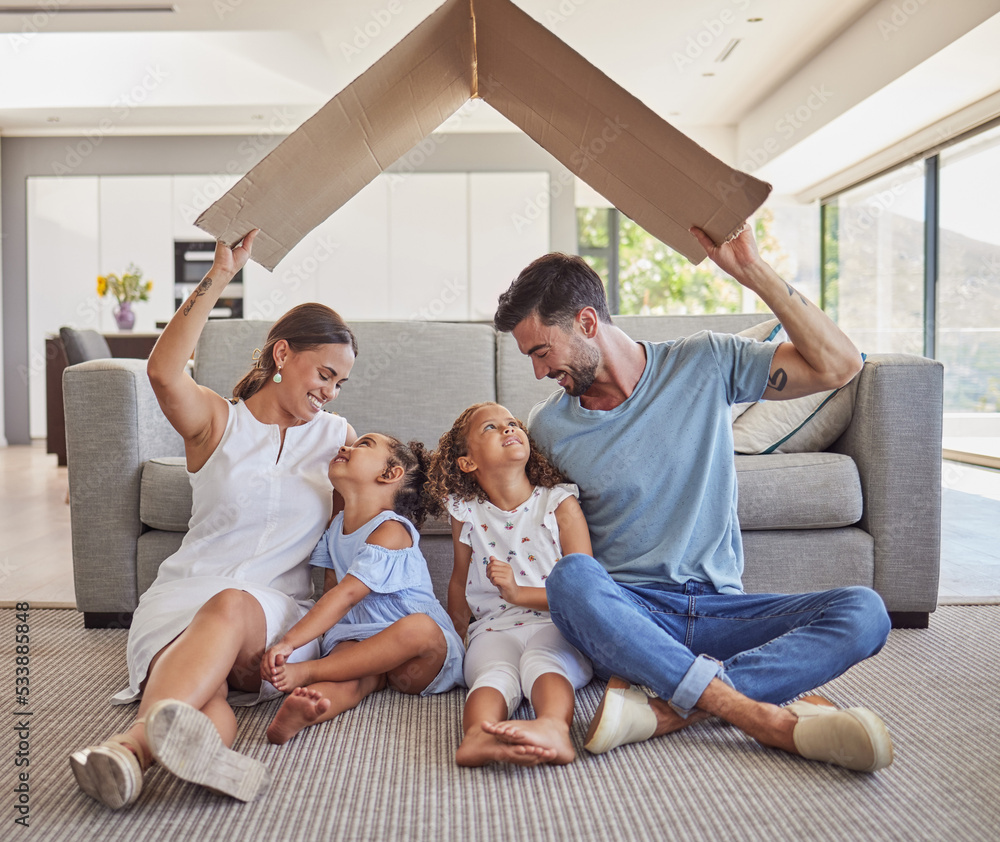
[578,207,791,316]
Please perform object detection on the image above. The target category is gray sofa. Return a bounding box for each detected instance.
[63,313,944,631]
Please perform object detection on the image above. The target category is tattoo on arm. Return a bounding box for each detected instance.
[785,282,809,307]
[769,368,788,391]
[182,276,213,316]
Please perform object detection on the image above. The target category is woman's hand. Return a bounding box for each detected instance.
[261,638,294,683]
[211,228,259,281]
[486,557,521,604]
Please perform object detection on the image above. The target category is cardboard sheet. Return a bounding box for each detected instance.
[196,0,770,270]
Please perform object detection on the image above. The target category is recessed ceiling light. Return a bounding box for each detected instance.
[715,38,741,62]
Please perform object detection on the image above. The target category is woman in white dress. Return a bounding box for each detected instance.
[70,230,361,809]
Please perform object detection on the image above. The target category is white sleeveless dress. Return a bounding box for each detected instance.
[112,399,349,706]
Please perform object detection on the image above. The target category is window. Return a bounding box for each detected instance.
[939,124,1000,458]
[822,163,926,355]
[577,200,817,316]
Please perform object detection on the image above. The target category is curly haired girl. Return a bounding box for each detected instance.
[262,434,463,745]
[429,402,594,766]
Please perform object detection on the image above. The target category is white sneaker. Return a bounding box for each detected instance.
[787,696,894,772]
[584,677,658,754]
[145,698,271,801]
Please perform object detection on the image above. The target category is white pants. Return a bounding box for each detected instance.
[464,622,593,717]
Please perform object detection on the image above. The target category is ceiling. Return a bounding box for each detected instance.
[1,0,998,196]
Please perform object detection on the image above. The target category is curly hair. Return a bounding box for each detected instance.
[383,437,444,529]
[427,402,565,505]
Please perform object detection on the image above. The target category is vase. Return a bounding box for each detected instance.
[113,301,136,332]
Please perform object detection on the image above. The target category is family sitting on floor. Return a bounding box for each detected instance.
[70,223,894,811]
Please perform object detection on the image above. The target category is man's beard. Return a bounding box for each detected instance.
[556,339,599,397]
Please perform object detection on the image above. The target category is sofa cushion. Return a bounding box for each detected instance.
[140,457,191,531]
[735,452,862,530]
[733,372,861,455]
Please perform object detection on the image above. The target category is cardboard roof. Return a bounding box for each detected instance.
[196,0,771,271]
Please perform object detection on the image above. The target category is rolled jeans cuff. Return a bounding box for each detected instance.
[668,654,733,718]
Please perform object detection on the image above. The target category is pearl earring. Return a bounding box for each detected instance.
[273,366,282,384]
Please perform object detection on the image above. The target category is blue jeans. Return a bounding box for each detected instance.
[547,554,891,717]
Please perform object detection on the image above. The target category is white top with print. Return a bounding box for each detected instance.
[447,483,578,643]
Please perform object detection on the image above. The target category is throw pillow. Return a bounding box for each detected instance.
[731,319,863,454]
[732,319,785,422]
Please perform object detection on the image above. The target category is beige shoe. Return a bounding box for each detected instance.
[145,699,271,802]
[70,732,149,809]
[787,696,894,772]
[584,677,658,754]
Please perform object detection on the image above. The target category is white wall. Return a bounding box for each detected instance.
[24,169,550,436]
[0,139,4,447]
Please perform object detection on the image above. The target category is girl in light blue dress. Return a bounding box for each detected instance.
[261,433,463,745]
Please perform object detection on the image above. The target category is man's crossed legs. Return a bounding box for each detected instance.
[541,553,894,772]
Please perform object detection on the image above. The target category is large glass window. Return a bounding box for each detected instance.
[577,198,818,316]
[822,162,925,355]
[939,124,1000,458]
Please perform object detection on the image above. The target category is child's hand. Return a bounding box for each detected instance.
[486,557,521,604]
[261,640,294,683]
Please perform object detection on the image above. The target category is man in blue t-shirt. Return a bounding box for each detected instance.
[488,224,893,773]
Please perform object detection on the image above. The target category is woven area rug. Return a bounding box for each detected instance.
[3,606,997,841]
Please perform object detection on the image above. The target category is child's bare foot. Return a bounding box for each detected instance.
[266,688,331,745]
[269,658,312,693]
[482,717,576,765]
[456,723,557,767]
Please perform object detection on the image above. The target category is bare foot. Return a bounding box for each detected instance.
[456,723,556,767]
[648,697,714,736]
[269,658,312,693]
[482,717,576,765]
[266,687,331,745]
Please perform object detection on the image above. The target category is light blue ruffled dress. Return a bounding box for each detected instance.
[309,510,465,695]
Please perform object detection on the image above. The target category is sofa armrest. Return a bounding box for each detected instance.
[830,353,943,615]
[63,359,184,619]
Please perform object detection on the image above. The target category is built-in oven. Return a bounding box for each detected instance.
[174,241,243,319]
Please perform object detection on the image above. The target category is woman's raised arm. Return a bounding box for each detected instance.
[147,230,258,444]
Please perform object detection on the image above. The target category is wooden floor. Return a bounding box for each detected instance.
[1,441,998,607]
[0,442,75,607]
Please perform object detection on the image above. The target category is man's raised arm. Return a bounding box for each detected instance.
[690,224,862,401]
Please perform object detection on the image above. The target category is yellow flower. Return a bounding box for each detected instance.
[97,264,153,304]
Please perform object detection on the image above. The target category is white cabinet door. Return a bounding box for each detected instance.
[171,174,240,241]
[387,173,469,320]
[99,175,174,332]
[469,172,550,322]
[246,177,390,322]
[27,176,100,438]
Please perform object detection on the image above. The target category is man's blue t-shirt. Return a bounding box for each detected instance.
[527,330,777,594]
